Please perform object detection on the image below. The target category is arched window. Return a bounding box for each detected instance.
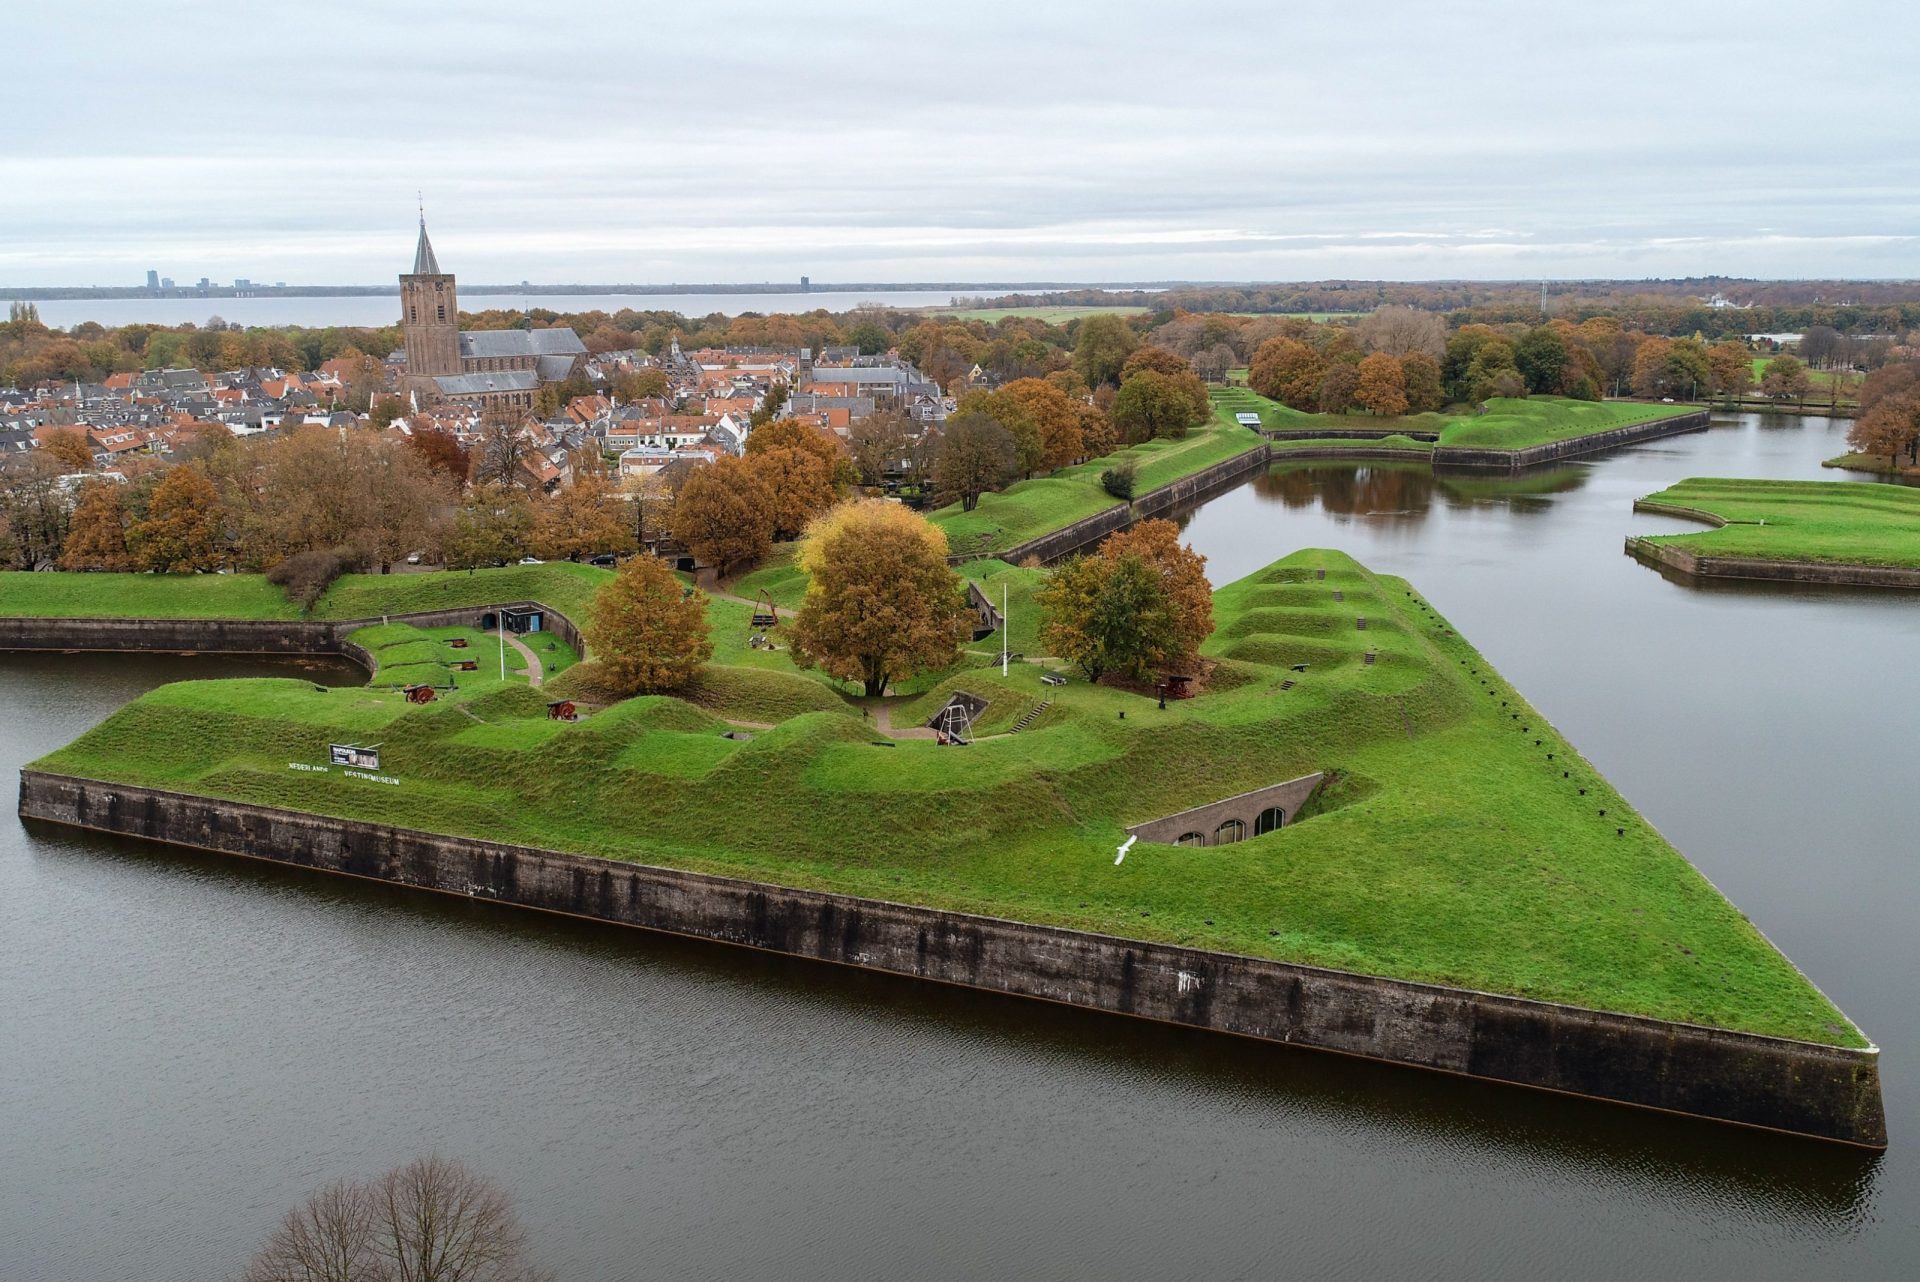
[1176,831,1206,847]
[1255,807,1286,836]
[1214,819,1245,844]
[436,304,446,321]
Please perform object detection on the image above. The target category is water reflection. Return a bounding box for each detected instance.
[1247,460,1590,522]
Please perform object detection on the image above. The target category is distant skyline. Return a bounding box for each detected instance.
[5,0,1917,288]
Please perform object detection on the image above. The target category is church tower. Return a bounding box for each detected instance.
[400,214,459,391]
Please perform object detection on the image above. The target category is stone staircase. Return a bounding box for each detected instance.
[1009,699,1052,734]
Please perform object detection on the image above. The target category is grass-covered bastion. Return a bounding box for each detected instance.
[1630,478,1920,587]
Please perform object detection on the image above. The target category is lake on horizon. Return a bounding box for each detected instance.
[8,289,1064,331]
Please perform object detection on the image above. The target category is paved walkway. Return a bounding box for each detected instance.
[504,634,544,688]
[696,568,798,619]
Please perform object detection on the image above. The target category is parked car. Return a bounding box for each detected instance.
[588,553,618,567]
[518,557,543,565]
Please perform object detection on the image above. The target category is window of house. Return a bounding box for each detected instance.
[1255,807,1286,836]
[1176,831,1206,847]
[1214,819,1245,844]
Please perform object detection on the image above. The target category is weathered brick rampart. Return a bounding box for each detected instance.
[16,770,1886,1148]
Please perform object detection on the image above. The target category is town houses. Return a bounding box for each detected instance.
[0,216,956,535]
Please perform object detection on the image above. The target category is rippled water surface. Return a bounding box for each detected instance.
[4,413,1916,1279]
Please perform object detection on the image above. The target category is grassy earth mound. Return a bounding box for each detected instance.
[32,548,1860,1048]
[1637,477,1920,568]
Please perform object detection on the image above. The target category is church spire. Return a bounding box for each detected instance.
[412,205,441,276]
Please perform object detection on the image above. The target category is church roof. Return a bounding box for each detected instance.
[434,370,539,396]
[412,218,441,275]
[458,328,587,359]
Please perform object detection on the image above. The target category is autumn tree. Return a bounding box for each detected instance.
[1514,326,1570,394]
[129,465,223,572]
[1099,519,1213,664]
[0,453,71,569]
[1078,403,1118,458]
[1353,352,1410,417]
[41,427,96,470]
[1071,313,1140,389]
[58,481,132,570]
[1400,351,1445,412]
[846,410,914,487]
[1112,369,1203,442]
[405,425,471,486]
[671,456,774,574]
[1706,342,1754,399]
[1317,361,1361,415]
[1039,552,1178,684]
[472,418,529,487]
[933,410,1017,511]
[1247,337,1326,411]
[446,482,534,569]
[746,444,837,540]
[1119,348,1210,423]
[585,553,712,694]
[997,377,1084,469]
[531,468,636,561]
[612,367,669,401]
[1356,305,1447,357]
[1849,392,1920,467]
[788,500,969,696]
[1761,354,1812,401]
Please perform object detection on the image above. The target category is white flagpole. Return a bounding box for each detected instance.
[1001,584,1008,676]
[499,612,507,682]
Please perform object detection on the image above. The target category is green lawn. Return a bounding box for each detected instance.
[1635,478,1920,568]
[32,548,1861,1048]
[1750,357,1856,389]
[0,562,611,625]
[927,415,1264,557]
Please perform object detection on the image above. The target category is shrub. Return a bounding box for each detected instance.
[266,545,365,613]
[1100,459,1137,500]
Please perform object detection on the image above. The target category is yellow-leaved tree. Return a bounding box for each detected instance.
[584,553,712,695]
[789,500,969,697]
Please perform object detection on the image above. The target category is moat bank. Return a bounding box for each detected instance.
[17,771,1884,1147]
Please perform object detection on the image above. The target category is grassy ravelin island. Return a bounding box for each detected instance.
[1629,478,1920,588]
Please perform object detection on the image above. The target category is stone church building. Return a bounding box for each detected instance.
[397,217,587,414]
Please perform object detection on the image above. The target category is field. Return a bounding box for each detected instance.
[926,414,1264,557]
[31,548,1860,1048]
[0,562,610,624]
[1750,356,1857,389]
[1635,478,1920,568]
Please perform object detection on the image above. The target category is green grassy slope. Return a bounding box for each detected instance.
[33,548,1859,1047]
[1213,385,1696,453]
[927,415,1263,557]
[0,562,611,624]
[1636,478,1920,567]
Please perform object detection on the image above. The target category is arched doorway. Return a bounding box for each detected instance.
[1214,819,1245,845]
[1255,807,1286,836]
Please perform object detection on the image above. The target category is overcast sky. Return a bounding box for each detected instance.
[3,0,1914,287]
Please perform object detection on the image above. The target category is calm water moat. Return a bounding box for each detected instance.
[4,413,1916,1279]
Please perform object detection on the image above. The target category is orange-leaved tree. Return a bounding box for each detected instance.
[671,456,774,576]
[585,552,712,695]
[129,465,223,572]
[1353,351,1410,417]
[789,500,969,696]
[1099,518,1213,666]
[59,480,133,571]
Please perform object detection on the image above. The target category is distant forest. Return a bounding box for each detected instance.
[976,281,1920,338]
